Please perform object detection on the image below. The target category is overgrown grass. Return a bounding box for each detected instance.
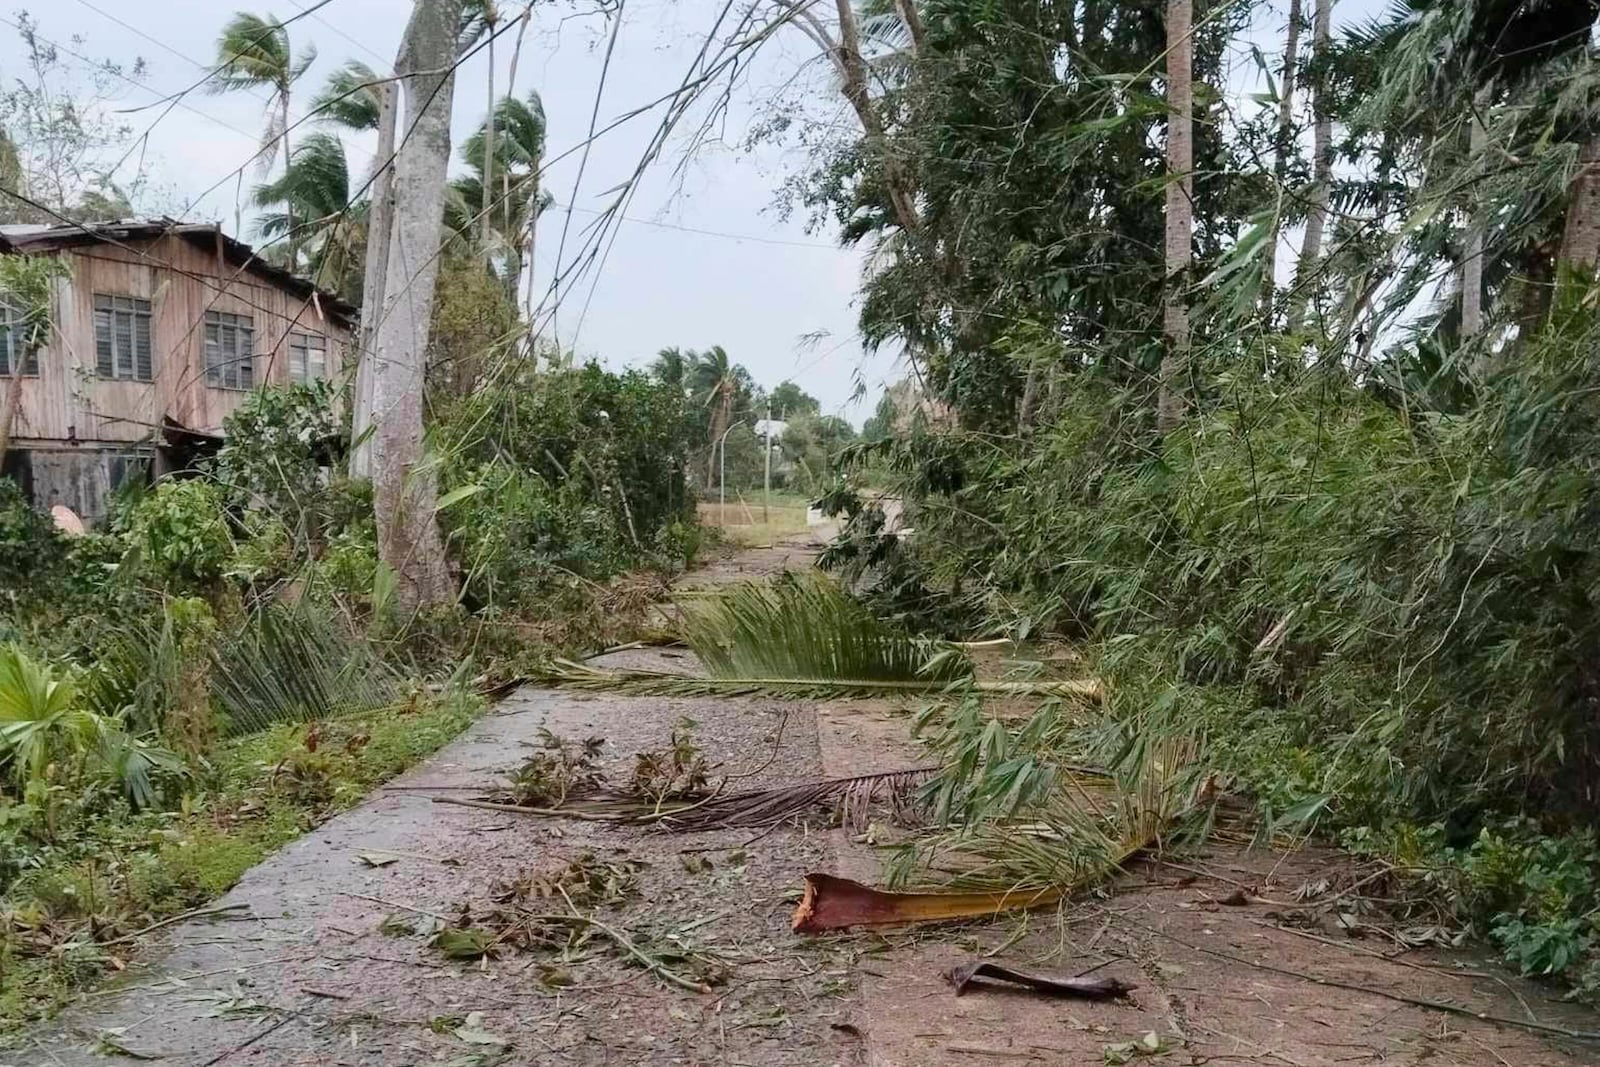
[697,493,814,547]
[0,689,484,1037]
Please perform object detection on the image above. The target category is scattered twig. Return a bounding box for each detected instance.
[334,891,450,922]
[201,1011,296,1066]
[428,795,634,821]
[300,986,350,1000]
[1129,920,1600,1043]
[525,912,711,993]
[100,903,253,947]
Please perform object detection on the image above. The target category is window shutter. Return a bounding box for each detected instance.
[239,325,254,388]
[134,312,152,380]
[94,302,114,377]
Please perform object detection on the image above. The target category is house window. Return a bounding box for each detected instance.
[204,310,255,390]
[107,453,149,493]
[0,300,40,377]
[288,332,326,383]
[93,294,154,381]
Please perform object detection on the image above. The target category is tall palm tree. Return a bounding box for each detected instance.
[651,347,690,394]
[691,346,741,484]
[210,12,317,247]
[447,93,547,302]
[251,133,365,299]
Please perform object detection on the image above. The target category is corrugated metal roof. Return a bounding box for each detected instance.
[0,217,358,325]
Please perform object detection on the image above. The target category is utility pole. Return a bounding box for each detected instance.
[763,401,772,527]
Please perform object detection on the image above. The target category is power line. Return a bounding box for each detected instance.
[0,13,269,150]
[281,0,392,68]
[68,0,314,130]
[549,200,847,250]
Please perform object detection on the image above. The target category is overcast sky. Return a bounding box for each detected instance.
[1,0,1388,425]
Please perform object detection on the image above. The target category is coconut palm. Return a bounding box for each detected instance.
[690,346,745,484]
[311,59,384,132]
[209,12,317,247]
[447,92,547,302]
[251,133,365,299]
[651,347,690,394]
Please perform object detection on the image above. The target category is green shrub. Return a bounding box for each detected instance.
[124,480,233,588]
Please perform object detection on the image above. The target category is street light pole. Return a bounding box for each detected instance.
[763,402,772,528]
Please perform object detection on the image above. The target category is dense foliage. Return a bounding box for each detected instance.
[802,0,1600,991]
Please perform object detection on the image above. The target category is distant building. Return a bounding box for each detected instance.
[0,219,356,520]
[753,418,788,441]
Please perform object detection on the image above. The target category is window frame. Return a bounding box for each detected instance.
[0,299,40,378]
[92,293,154,382]
[203,310,256,391]
[288,331,327,384]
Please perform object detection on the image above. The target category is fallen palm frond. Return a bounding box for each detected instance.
[655,765,935,832]
[793,737,1208,932]
[537,660,1103,701]
[431,765,944,831]
[212,606,401,735]
[676,572,969,683]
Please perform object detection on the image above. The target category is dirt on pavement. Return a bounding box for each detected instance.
[14,536,1600,1066]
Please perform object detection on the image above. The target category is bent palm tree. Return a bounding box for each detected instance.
[251,133,365,298]
[448,92,547,301]
[312,59,384,132]
[210,12,317,251]
[691,345,740,485]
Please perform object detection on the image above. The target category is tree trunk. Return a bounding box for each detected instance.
[369,0,464,614]
[504,2,533,259]
[0,363,20,462]
[480,4,497,257]
[829,0,920,233]
[281,91,295,264]
[1157,0,1193,433]
[1260,0,1302,322]
[893,0,927,56]
[350,77,399,479]
[1558,134,1600,274]
[1287,0,1331,333]
[1461,107,1487,339]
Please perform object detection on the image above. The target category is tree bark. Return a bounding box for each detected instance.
[281,91,295,265]
[480,2,498,256]
[0,363,20,462]
[1157,0,1193,433]
[350,77,399,479]
[828,0,920,233]
[1558,134,1600,274]
[1287,0,1331,333]
[369,0,464,613]
[1260,0,1302,321]
[1461,106,1487,339]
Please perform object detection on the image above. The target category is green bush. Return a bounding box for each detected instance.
[124,480,233,588]
[0,478,65,593]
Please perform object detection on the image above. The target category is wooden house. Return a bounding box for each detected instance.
[0,220,357,520]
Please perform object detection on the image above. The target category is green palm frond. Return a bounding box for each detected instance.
[461,93,547,175]
[538,661,1102,701]
[892,736,1205,892]
[209,13,295,93]
[313,60,384,131]
[211,607,400,735]
[251,132,351,215]
[677,571,970,682]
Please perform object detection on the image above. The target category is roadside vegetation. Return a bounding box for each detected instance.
[790,0,1600,999]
